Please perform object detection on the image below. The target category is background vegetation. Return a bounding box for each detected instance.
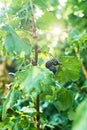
[0,0,87,130]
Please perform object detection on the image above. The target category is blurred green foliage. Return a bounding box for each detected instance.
[0,0,87,130]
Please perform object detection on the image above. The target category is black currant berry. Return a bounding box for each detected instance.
[52,58,60,66]
[49,66,56,74]
[45,61,52,68]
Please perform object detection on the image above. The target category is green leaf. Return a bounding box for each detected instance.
[10,0,28,14]
[2,25,31,56]
[56,56,81,83]
[54,87,73,111]
[0,122,12,130]
[2,89,20,119]
[36,11,58,30]
[72,98,87,130]
[49,114,62,126]
[15,66,54,96]
[33,0,47,9]
[68,109,75,121]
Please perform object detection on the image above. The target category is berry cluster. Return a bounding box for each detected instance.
[45,58,60,74]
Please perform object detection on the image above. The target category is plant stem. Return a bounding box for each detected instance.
[4,0,10,22]
[36,95,40,129]
[74,47,87,79]
[30,0,40,129]
[30,0,38,65]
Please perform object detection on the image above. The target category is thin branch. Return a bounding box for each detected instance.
[4,0,10,22]
[30,1,40,130]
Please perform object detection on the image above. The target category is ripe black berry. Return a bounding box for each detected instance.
[45,61,52,68]
[52,58,60,66]
[49,66,56,74]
